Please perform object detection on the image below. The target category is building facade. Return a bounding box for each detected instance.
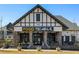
[0,23,13,40]
[1,4,79,49]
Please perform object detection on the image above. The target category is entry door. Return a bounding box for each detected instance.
[20,33,29,43]
[47,33,57,46]
[33,33,43,45]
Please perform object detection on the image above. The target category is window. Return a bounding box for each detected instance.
[62,36,65,41]
[36,14,40,21]
[7,31,12,35]
[62,36,75,45]
[65,36,70,42]
[69,37,72,42]
[52,27,54,31]
[62,36,64,44]
[71,36,75,42]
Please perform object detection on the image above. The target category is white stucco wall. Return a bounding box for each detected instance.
[43,13,46,22]
[30,13,33,22]
[54,27,62,31]
[15,23,20,26]
[26,15,29,22]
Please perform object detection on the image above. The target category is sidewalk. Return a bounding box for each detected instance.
[0,48,79,54]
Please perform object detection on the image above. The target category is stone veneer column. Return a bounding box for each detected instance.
[13,32,20,46]
[57,32,62,47]
[28,32,33,48]
[43,31,50,48]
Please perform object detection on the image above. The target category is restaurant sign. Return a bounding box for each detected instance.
[22,27,34,32]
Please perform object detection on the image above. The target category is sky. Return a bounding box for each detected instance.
[0,4,79,26]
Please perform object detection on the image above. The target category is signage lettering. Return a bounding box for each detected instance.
[22,28,34,32]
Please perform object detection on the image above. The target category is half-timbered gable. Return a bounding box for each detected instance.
[13,4,68,32]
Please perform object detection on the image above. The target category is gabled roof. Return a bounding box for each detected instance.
[13,4,68,29]
[0,22,13,31]
[6,22,13,30]
[55,15,79,30]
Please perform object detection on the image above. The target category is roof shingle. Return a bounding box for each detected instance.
[55,15,79,30]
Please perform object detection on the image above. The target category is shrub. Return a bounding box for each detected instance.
[17,43,22,51]
[3,39,12,48]
[75,42,79,48]
[0,40,4,48]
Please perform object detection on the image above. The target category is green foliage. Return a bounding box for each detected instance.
[75,42,79,48]
[0,40,4,48]
[2,39,13,48]
[4,39,12,45]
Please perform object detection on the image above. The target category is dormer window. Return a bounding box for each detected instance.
[36,14,40,21]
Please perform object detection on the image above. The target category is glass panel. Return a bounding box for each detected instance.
[71,36,75,41]
[69,36,75,45]
[62,36,64,45]
[36,14,40,21]
[20,33,29,43]
[47,33,57,46]
[65,36,69,43]
[33,33,43,45]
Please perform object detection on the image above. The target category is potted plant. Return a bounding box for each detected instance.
[17,43,22,51]
[56,46,61,51]
[37,46,41,51]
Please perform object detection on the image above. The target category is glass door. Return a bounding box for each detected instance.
[33,33,43,46]
[47,33,57,46]
[20,33,29,43]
